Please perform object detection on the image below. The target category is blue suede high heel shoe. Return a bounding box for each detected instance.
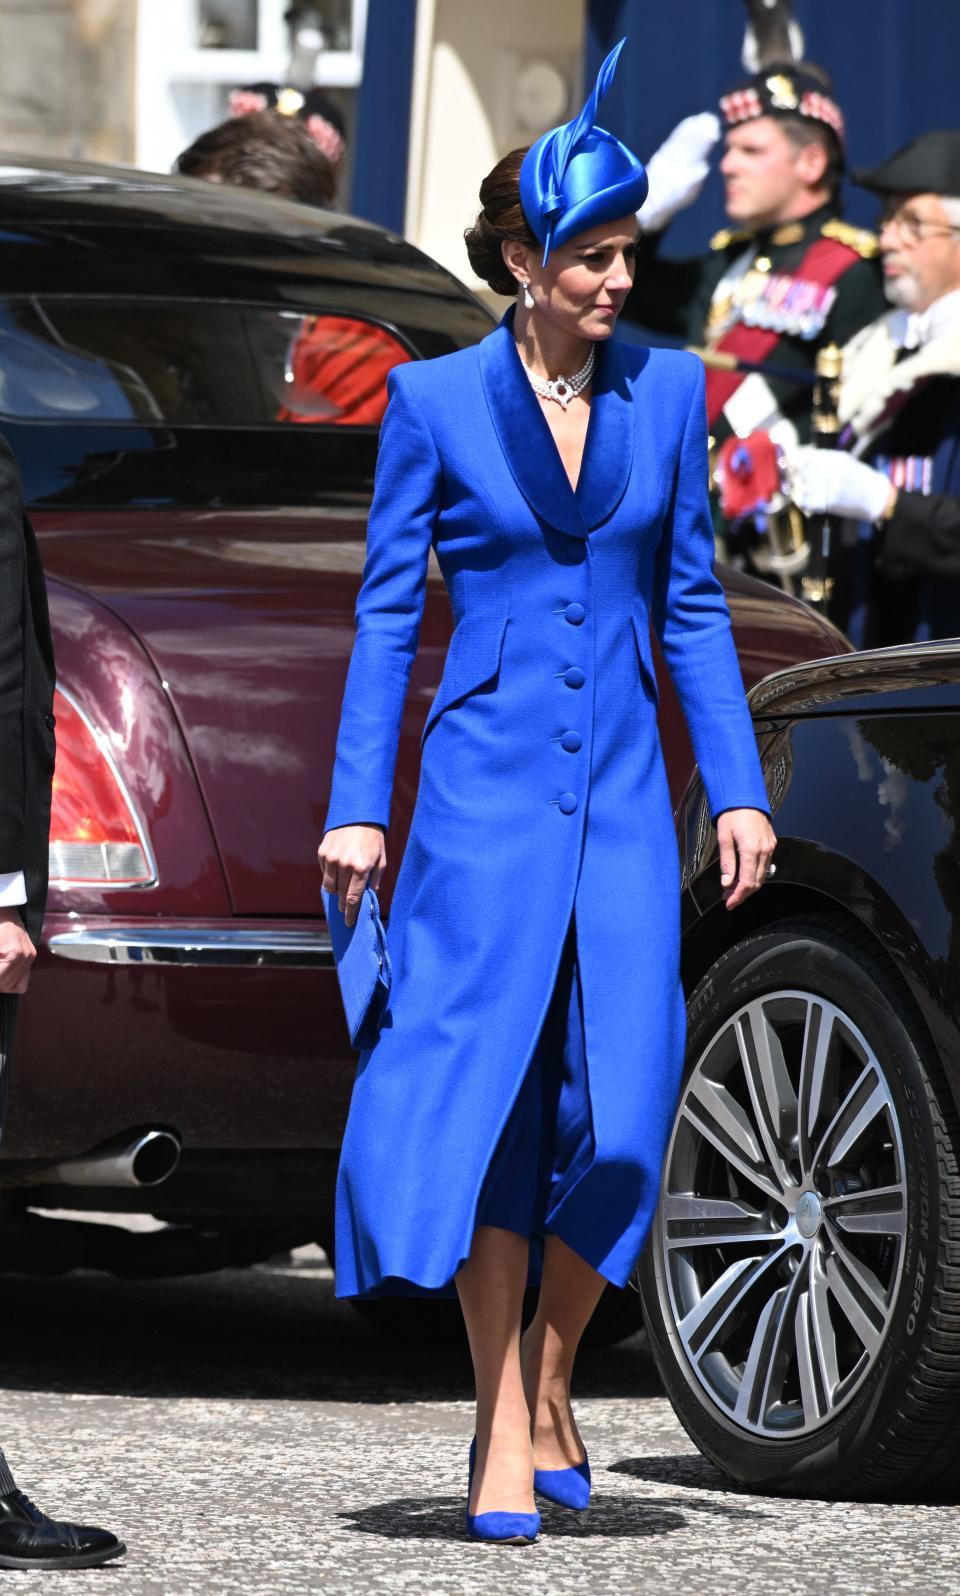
[533,1454,591,1511]
[465,1438,540,1545]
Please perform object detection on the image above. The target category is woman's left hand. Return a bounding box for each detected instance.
[717,808,777,911]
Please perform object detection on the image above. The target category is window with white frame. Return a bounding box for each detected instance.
[135,0,367,181]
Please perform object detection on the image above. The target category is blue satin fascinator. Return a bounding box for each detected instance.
[519,38,649,266]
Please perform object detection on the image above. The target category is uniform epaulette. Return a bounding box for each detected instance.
[709,227,754,251]
[820,218,880,258]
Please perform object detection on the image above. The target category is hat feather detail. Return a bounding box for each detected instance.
[518,35,647,267]
[741,0,803,69]
[546,36,626,215]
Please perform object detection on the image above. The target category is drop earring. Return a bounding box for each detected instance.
[523,282,535,311]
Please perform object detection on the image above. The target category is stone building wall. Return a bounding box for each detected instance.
[0,0,136,164]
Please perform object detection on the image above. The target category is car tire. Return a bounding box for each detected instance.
[637,914,960,1499]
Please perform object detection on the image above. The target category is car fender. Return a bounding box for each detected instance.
[680,708,960,1106]
[46,578,230,918]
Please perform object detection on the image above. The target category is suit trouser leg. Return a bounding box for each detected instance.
[0,993,14,1139]
[0,994,20,1493]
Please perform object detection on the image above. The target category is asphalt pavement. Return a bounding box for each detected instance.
[0,1228,957,1595]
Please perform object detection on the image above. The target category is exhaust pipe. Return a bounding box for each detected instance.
[38,1129,181,1189]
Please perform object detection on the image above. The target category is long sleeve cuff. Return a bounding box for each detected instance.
[0,871,27,907]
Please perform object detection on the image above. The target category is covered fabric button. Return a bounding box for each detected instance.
[561,731,582,752]
[558,792,578,814]
[564,602,585,625]
[563,666,585,688]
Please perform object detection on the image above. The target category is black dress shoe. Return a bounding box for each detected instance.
[0,1489,125,1569]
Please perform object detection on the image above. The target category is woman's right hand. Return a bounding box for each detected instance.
[318,825,387,927]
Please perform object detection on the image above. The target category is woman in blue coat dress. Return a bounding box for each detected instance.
[319,41,776,1544]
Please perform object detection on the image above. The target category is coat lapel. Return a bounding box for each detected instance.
[479,310,585,538]
[576,334,635,531]
[478,310,637,539]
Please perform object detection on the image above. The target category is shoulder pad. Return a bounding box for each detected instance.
[709,227,754,252]
[820,218,880,259]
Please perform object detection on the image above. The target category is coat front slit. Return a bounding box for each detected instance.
[475,913,593,1242]
[325,311,770,1300]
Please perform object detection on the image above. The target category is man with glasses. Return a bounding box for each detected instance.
[790,131,960,645]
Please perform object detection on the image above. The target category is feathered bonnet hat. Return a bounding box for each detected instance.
[720,0,846,154]
[519,39,649,266]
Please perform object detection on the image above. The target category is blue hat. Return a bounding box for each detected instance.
[519,39,648,266]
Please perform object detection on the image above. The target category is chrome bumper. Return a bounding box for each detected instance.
[46,925,334,968]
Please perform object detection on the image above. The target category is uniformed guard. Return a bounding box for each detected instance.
[625,40,886,573]
[789,130,960,646]
[628,60,885,455]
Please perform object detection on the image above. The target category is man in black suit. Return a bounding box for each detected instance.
[0,439,125,1569]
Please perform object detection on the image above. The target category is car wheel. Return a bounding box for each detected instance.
[637,915,960,1499]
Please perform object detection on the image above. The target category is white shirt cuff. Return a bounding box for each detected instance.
[0,872,27,907]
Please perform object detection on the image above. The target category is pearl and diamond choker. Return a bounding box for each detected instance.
[521,344,596,410]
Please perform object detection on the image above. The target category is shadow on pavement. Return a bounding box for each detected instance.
[0,1259,663,1406]
[339,1492,687,1540]
[610,1453,731,1492]
[614,1451,960,1510]
[610,1455,776,1518]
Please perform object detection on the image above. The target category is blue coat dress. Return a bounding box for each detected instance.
[324,310,770,1299]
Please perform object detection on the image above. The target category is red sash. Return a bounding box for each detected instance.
[705,237,858,426]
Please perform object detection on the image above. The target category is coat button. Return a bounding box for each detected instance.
[558,792,578,814]
[564,602,585,625]
[563,667,585,688]
[560,731,582,753]
[44,713,55,730]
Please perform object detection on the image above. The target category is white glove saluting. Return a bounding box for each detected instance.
[638,112,721,234]
[789,446,896,524]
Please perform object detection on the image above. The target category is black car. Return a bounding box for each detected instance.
[639,640,960,1498]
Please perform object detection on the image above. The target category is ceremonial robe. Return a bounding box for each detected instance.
[324,311,769,1299]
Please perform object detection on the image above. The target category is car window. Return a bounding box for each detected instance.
[0,298,413,427]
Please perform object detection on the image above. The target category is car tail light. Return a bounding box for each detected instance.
[49,689,155,887]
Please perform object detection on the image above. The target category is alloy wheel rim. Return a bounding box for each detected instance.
[658,990,908,1438]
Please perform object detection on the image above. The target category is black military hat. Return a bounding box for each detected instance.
[720,62,846,149]
[854,130,960,196]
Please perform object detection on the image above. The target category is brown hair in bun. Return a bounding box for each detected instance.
[464,147,538,297]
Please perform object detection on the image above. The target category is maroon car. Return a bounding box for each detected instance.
[0,157,848,1321]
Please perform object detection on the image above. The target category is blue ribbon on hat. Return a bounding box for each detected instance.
[519,38,649,266]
